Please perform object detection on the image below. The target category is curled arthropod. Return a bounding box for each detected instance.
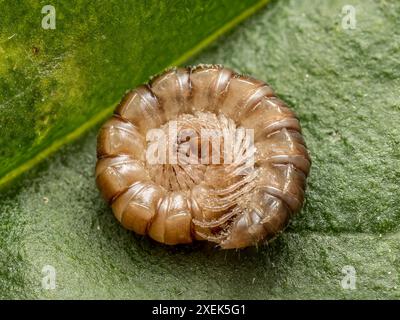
[96,65,311,249]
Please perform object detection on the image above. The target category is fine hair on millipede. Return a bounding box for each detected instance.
[96,64,311,249]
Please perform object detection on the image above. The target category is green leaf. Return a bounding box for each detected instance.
[1,0,400,299]
[0,0,268,187]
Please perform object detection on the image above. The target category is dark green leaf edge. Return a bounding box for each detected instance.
[0,0,270,190]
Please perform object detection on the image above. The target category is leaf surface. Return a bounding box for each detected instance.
[1,0,400,299]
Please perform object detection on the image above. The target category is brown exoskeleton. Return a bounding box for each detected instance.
[96,65,311,249]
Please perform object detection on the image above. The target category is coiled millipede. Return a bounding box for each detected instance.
[96,65,311,249]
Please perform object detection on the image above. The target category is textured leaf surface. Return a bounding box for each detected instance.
[1,0,400,299]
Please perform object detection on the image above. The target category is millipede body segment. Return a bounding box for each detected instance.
[96,65,311,249]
